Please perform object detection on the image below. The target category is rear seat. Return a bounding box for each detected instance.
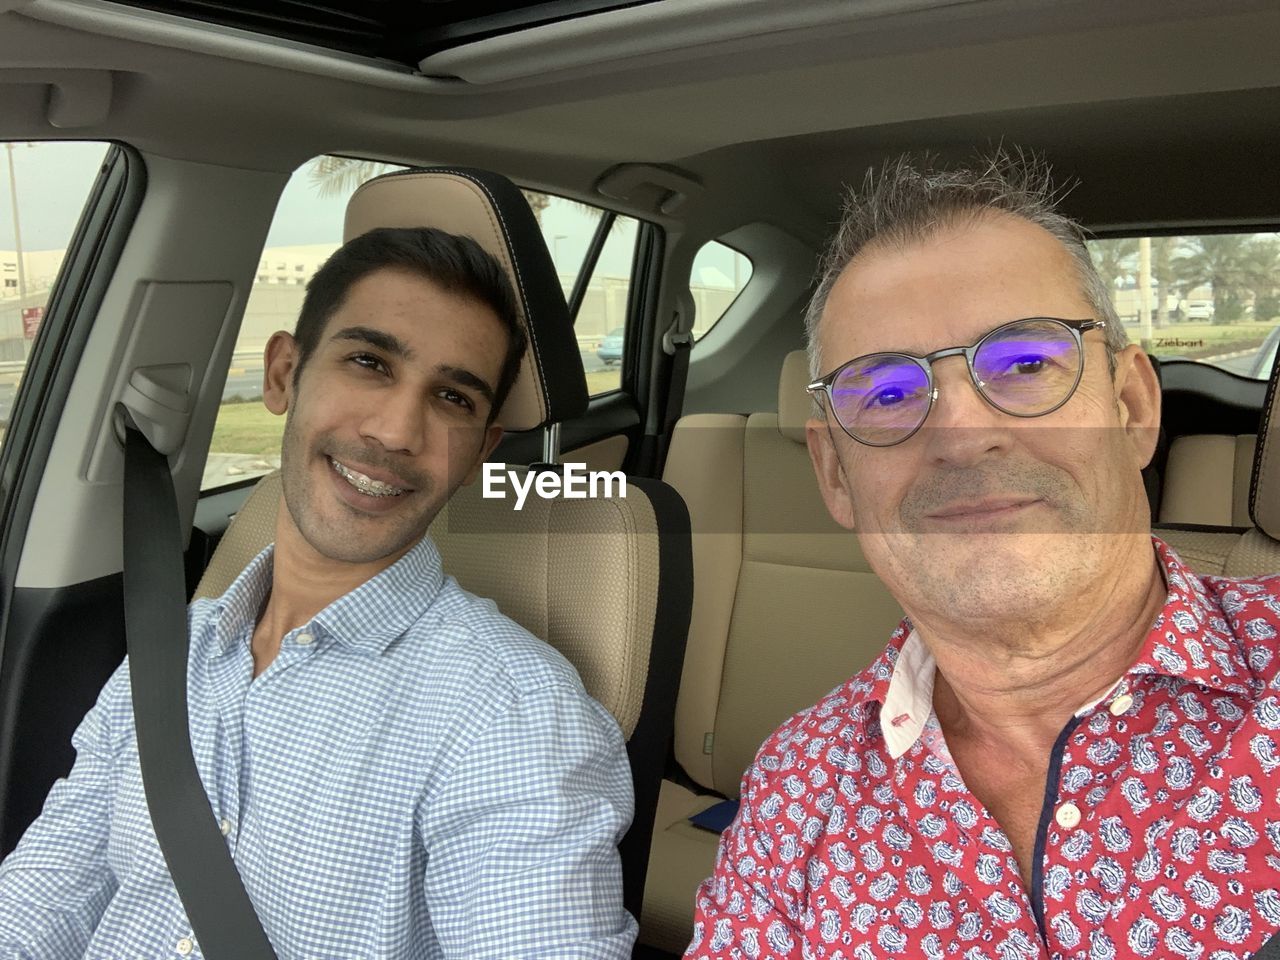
[1159,433,1257,528]
[639,347,1280,954]
[1158,385,1280,575]
[638,351,904,953]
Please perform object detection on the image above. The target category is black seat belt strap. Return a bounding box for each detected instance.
[651,296,693,475]
[122,422,278,960]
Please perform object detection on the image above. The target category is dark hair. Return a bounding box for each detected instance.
[294,226,527,421]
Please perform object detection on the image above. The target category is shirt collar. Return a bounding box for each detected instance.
[879,628,935,759]
[208,544,275,657]
[313,534,445,656]
[868,535,1258,758]
[1126,536,1257,697]
[206,534,445,658]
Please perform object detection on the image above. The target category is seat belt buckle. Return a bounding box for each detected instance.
[662,293,696,356]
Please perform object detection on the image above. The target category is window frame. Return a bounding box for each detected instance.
[1086,225,1280,381]
[688,237,754,345]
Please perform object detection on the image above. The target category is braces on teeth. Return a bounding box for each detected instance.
[332,459,405,497]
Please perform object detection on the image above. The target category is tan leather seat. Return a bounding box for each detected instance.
[638,351,904,953]
[1160,360,1280,575]
[1159,433,1257,528]
[195,167,693,920]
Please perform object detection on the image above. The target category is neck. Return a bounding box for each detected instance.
[251,496,402,673]
[924,537,1167,756]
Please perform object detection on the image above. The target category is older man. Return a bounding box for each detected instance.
[686,153,1280,958]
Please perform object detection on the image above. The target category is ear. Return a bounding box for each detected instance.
[263,331,299,416]
[461,423,504,485]
[1111,345,1162,468]
[806,417,857,530]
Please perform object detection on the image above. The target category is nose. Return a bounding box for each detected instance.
[919,354,1014,466]
[359,384,426,455]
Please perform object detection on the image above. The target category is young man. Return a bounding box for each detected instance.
[687,153,1280,957]
[0,227,637,959]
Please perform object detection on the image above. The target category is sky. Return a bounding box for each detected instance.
[1,144,747,285]
[0,141,108,250]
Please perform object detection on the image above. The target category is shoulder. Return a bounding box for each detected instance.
[1201,570,1280,607]
[1199,571,1280,640]
[395,575,617,750]
[419,575,587,696]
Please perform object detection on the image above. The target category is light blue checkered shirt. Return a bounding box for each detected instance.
[0,535,637,959]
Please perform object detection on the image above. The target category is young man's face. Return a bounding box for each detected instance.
[263,266,507,568]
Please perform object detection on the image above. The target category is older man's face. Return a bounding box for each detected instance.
[806,213,1161,629]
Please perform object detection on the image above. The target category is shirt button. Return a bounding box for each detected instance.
[1109,694,1134,716]
[219,817,233,837]
[295,632,314,646]
[1056,802,1082,829]
[175,937,194,956]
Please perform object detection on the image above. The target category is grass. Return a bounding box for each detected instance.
[586,370,622,394]
[1133,320,1274,360]
[1143,320,1271,340]
[208,371,625,457]
[208,402,285,456]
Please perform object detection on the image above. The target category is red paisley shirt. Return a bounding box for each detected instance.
[686,539,1280,960]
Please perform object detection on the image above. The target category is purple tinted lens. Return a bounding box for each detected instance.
[973,320,1081,414]
[831,357,931,443]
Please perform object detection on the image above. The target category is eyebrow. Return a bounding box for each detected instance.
[437,365,496,406]
[331,325,412,360]
[330,325,497,406]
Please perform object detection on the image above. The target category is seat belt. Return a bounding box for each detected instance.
[650,292,694,475]
[121,420,278,960]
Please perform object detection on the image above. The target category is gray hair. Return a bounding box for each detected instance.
[804,148,1126,395]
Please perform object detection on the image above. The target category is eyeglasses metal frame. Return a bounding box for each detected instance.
[806,317,1108,447]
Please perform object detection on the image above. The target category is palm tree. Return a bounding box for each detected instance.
[308,155,553,223]
[1089,238,1138,317]
[1175,235,1254,323]
[1150,236,1179,328]
[1242,237,1280,322]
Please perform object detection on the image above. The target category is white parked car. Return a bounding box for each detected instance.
[1182,298,1215,321]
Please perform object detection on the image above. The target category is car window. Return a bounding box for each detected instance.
[1087,232,1280,379]
[690,240,752,342]
[0,141,110,454]
[204,156,410,490]
[567,214,639,396]
[205,158,643,491]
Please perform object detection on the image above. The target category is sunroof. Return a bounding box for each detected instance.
[110,0,659,67]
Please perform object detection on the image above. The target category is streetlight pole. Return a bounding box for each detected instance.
[5,142,28,307]
[5,142,30,361]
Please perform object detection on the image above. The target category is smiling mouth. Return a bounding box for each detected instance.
[328,457,410,498]
[927,498,1040,520]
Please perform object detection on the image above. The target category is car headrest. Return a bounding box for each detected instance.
[345,167,587,431]
[777,350,810,444]
[1250,349,1280,539]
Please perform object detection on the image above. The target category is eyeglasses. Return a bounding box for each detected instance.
[806,317,1107,447]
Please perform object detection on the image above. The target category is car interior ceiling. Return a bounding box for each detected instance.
[1,0,1280,953]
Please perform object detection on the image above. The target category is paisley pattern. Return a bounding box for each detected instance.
[687,540,1280,959]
